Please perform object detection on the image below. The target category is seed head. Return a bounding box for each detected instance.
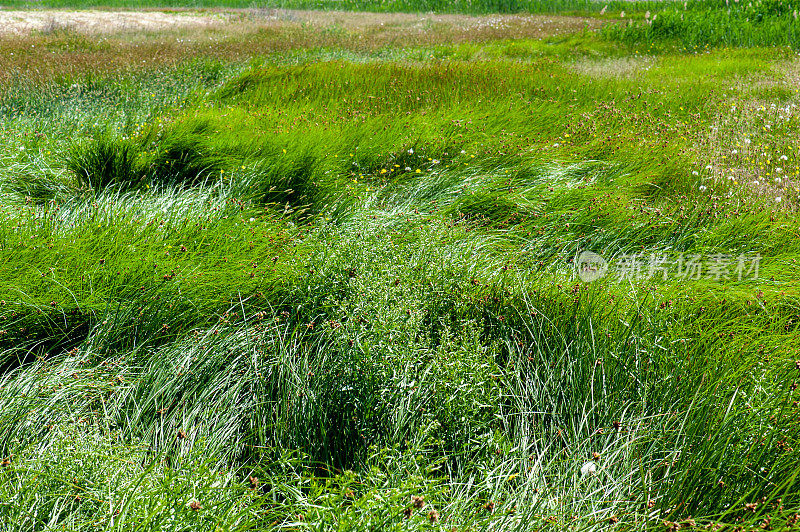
[580,461,598,476]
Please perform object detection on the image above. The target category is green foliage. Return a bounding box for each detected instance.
[1,22,800,532]
[604,0,800,49]
[66,134,144,192]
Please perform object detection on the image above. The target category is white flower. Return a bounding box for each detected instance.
[753,180,760,186]
[731,149,738,155]
[776,196,782,203]
[460,149,466,154]
[699,185,707,191]
[775,177,782,184]
[408,148,414,154]
[780,155,788,160]
[553,143,560,147]
[776,167,783,173]
[692,171,699,176]
[743,138,751,144]
[405,166,412,171]
[581,461,598,476]
[705,165,713,170]
[249,217,255,222]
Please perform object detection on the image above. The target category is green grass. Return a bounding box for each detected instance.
[1,11,800,532]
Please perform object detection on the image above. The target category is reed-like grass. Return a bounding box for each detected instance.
[1,13,800,532]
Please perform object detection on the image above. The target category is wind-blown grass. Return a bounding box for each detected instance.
[1,11,800,532]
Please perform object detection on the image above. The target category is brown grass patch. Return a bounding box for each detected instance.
[0,9,599,82]
[570,55,654,79]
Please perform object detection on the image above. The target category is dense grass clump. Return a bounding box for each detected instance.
[1,8,800,532]
[604,0,800,49]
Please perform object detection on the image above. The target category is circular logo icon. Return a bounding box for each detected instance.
[577,251,607,282]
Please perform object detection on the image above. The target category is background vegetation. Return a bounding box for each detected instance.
[1,4,799,531]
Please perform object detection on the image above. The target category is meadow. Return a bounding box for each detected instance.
[0,3,799,531]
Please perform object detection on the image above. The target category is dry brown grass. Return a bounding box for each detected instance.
[0,9,599,82]
[0,9,228,36]
[570,55,654,79]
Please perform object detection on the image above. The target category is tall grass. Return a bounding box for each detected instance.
[1,21,800,532]
[604,0,800,50]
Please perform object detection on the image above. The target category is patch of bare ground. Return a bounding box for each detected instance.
[0,9,228,35]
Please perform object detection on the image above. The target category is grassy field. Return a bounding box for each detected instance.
[1,4,800,531]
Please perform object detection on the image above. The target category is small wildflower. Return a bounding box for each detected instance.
[580,461,598,476]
